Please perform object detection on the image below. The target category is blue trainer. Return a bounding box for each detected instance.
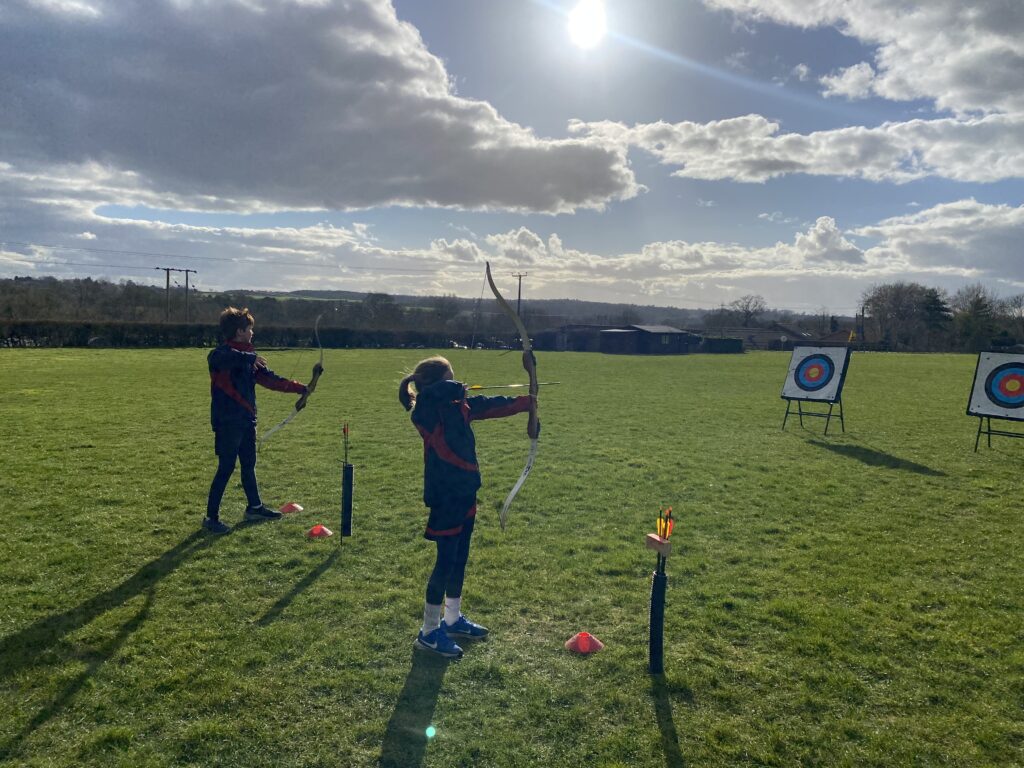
[414,625,464,659]
[444,614,489,640]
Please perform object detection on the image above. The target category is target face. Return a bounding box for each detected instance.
[968,353,1024,421]
[782,346,851,403]
[794,355,835,392]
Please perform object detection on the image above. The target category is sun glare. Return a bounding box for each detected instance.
[568,0,606,49]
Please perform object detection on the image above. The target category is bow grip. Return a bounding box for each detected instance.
[296,363,324,411]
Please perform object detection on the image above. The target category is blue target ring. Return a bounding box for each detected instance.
[794,354,835,392]
[985,363,1024,408]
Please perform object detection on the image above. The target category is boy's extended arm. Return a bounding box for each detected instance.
[255,365,308,395]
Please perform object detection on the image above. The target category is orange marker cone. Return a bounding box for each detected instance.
[565,631,604,654]
[307,524,333,538]
[280,502,304,514]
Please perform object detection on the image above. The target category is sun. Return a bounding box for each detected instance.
[567,0,606,49]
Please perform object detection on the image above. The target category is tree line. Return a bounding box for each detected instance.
[0,276,563,347]
[860,282,1023,352]
[1,275,1020,353]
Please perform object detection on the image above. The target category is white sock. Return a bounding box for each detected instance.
[421,603,442,634]
[444,596,462,626]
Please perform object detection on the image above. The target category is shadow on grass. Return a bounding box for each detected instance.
[378,650,452,768]
[0,590,154,762]
[0,530,215,760]
[257,548,341,626]
[651,674,689,768]
[0,530,213,682]
[807,440,946,476]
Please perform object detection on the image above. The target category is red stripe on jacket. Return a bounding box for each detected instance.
[211,370,255,414]
[416,424,479,473]
[255,368,306,393]
[425,505,477,537]
[469,397,530,421]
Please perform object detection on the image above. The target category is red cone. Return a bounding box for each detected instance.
[307,524,333,538]
[280,502,304,514]
[565,631,604,654]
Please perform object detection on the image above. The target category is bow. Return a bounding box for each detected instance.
[259,314,324,447]
[485,262,539,530]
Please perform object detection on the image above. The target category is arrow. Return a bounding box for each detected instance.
[466,382,560,391]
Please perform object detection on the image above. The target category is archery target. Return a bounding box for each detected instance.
[781,346,851,403]
[967,353,1024,421]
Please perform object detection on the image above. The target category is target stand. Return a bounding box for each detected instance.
[780,346,852,435]
[781,396,845,435]
[967,353,1024,451]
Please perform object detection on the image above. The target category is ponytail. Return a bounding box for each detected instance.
[398,373,417,412]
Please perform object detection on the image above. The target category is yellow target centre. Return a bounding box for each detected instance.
[1006,379,1022,393]
[807,365,822,379]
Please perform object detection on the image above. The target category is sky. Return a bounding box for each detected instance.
[1,0,1023,315]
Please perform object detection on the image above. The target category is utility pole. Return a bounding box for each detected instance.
[156,267,198,321]
[511,272,528,318]
[185,270,195,322]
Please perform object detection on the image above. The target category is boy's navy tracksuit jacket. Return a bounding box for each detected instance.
[208,340,306,430]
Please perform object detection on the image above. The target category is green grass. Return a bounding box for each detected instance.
[1,349,1022,767]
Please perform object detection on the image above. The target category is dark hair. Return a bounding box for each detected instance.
[219,306,254,341]
[398,356,452,411]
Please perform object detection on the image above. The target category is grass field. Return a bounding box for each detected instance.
[1,348,1022,767]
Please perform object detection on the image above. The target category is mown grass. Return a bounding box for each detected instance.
[0,348,1021,767]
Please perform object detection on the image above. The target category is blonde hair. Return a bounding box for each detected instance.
[398,356,452,411]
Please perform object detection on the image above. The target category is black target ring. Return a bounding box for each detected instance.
[984,362,1024,409]
[794,354,835,392]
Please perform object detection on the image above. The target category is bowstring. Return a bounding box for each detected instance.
[468,271,487,353]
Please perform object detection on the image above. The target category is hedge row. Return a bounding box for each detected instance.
[0,320,471,350]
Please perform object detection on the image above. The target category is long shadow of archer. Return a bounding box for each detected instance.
[807,440,946,477]
[378,650,451,768]
[257,548,341,626]
[0,530,213,683]
[0,589,155,761]
[651,674,690,768]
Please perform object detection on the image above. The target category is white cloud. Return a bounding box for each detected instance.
[697,198,717,207]
[758,211,796,224]
[794,216,864,264]
[792,63,811,81]
[572,112,1024,183]
[820,62,876,100]
[702,0,1024,114]
[724,49,752,71]
[854,199,1024,277]
[3,160,1022,306]
[0,0,638,214]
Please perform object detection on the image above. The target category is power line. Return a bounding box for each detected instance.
[1,240,470,274]
[4,240,845,313]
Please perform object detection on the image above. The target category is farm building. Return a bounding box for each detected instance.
[693,322,816,351]
[599,325,702,355]
[535,323,617,352]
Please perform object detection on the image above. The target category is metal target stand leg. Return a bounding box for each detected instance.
[782,397,844,435]
[974,415,1024,451]
[823,398,845,436]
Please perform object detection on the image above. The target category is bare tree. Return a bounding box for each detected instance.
[951,283,999,351]
[861,281,941,350]
[729,294,768,327]
[1004,294,1024,341]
